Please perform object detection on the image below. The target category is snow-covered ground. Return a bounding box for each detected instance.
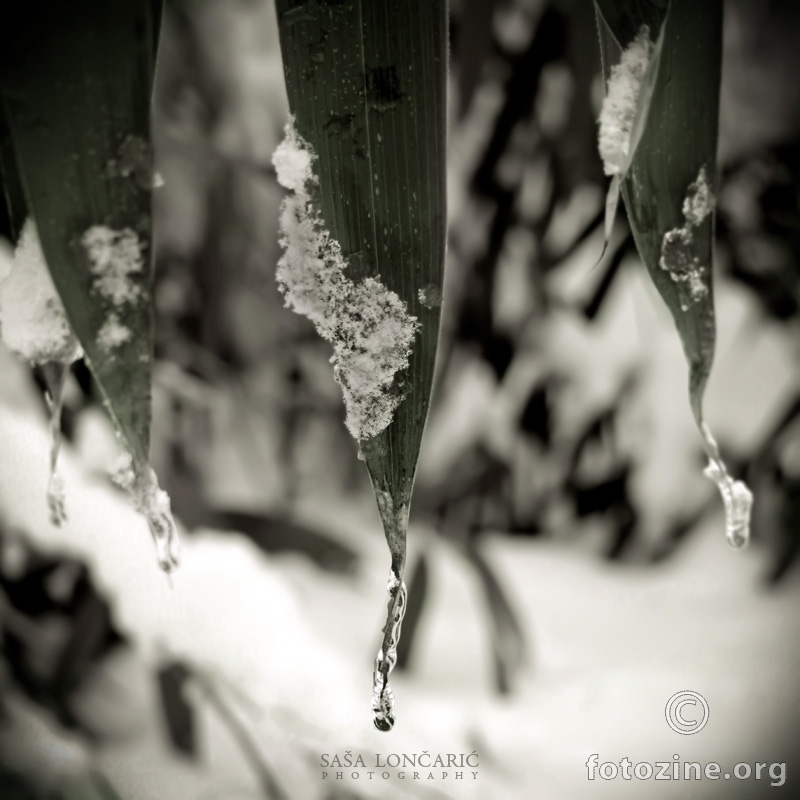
[0,404,797,799]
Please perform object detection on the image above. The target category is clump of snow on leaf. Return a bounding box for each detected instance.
[272,118,418,441]
[659,166,715,311]
[97,313,132,352]
[682,166,715,227]
[82,225,144,307]
[272,125,314,192]
[418,283,443,309]
[0,220,82,365]
[597,26,653,176]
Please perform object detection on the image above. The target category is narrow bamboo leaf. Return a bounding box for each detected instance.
[594,173,620,269]
[0,104,27,243]
[274,0,447,728]
[597,0,753,547]
[0,0,161,470]
[0,1,180,570]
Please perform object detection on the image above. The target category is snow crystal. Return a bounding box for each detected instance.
[0,219,82,364]
[110,452,136,491]
[82,225,144,306]
[272,118,419,442]
[418,283,443,309]
[598,26,653,176]
[97,313,132,352]
[659,166,716,310]
[682,166,715,227]
[272,122,315,193]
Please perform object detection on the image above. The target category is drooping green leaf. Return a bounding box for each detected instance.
[0,104,27,243]
[596,0,753,548]
[274,0,447,728]
[0,0,163,469]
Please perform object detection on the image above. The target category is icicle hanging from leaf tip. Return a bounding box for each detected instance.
[0,219,82,525]
[372,572,408,731]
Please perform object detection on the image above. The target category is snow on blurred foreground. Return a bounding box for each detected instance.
[0,408,798,800]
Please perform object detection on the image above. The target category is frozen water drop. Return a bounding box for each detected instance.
[700,423,753,549]
[111,456,181,574]
[703,459,753,549]
[371,571,407,731]
[372,667,396,731]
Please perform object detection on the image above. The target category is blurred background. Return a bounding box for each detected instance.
[1,0,799,797]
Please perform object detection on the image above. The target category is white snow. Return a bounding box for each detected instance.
[271,122,315,192]
[0,220,82,365]
[418,284,443,309]
[598,26,653,176]
[659,166,716,311]
[97,313,133,352]
[0,407,798,799]
[272,118,419,441]
[82,225,144,307]
[682,166,715,227]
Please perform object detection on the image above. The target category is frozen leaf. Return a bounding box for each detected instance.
[0,0,162,472]
[597,0,749,547]
[275,0,447,726]
[0,0,179,568]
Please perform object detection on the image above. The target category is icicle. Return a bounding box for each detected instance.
[112,454,181,574]
[699,423,753,549]
[42,363,69,526]
[371,571,407,731]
